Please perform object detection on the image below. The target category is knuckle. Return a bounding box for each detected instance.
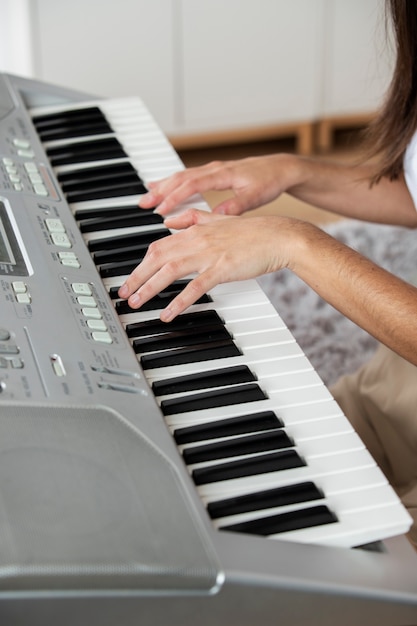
[146,239,163,261]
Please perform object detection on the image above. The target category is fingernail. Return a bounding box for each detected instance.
[139,192,154,206]
[161,306,174,322]
[154,201,167,215]
[129,293,141,307]
[118,284,129,298]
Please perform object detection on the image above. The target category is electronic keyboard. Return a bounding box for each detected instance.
[0,72,416,626]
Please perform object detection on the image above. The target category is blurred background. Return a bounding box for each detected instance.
[0,0,394,222]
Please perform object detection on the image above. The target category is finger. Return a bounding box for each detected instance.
[153,164,236,216]
[138,191,162,209]
[118,231,199,303]
[212,196,248,215]
[164,208,224,230]
[159,272,217,322]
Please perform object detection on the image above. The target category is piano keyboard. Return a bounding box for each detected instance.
[28,95,411,549]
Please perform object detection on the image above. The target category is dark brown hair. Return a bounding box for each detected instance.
[365,0,417,182]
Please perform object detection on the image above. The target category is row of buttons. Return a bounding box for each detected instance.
[11,281,31,304]
[45,217,71,247]
[0,329,24,369]
[2,152,48,196]
[71,282,112,344]
[44,218,82,267]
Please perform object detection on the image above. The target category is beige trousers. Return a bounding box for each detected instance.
[330,344,417,549]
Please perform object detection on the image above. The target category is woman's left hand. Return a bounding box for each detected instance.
[118,209,294,322]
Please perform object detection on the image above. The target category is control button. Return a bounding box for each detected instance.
[87,319,107,331]
[45,218,65,233]
[33,183,48,196]
[17,149,35,158]
[50,232,71,247]
[3,157,14,166]
[12,281,31,304]
[61,258,80,268]
[10,357,24,369]
[82,307,102,319]
[59,251,76,259]
[0,329,11,341]
[13,138,31,149]
[16,292,31,304]
[77,295,97,307]
[92,331,112,344]
[58,251,80,268]
[9,174,21,183]
[6,165,18,175]
[12,281,27,294]
[50,354,66,377]
[0,357,7,368]
[72,282,92,296]
[0,343,19,355]
[29,172,42,184]
[13,183,24,192]
[24,162,38,173]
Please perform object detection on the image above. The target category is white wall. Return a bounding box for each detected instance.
[0,0,34,76]
[0,0,393,140]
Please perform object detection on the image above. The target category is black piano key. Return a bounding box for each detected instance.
[88,228,169,252]
[67,181,148,203]
[109,279,191,301]
[152,365,255,396]
[74,205,162,222]
[32,106,107,126]
[160,382,265,415]
[125,310,224,337]
[36,121,113,142]
[32,107,113,141]
[109,278,193,302]
[133,324,229,354]
[192,449,305,485]
[174,411,284,445]
[208,481,324,519]
[116,293,212,314]
[46,137,127,166]
[99,260,144,279]
[57,162,140,187]
[79,212,162,233]
[219,505,338,536]
[183,430,294,465]
[142,339,241,371]
[93,242,150,265]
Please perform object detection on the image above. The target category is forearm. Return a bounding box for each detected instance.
[287,157,417,227]
[289,221,417,364]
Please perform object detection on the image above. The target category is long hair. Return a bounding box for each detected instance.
[365,0,417,182]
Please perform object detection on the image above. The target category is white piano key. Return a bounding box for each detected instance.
[187,432,365,476]
[83,224,170,245]
[201,464,387,507]
[211,482,398,530]
[177,413,354,457]
[196,448,377,500]
[53,156,133,175]
[70,195,146,213]
[272,501,412,547]
[164,391,338,429]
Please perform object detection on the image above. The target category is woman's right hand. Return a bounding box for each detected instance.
[138,153,302,216]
